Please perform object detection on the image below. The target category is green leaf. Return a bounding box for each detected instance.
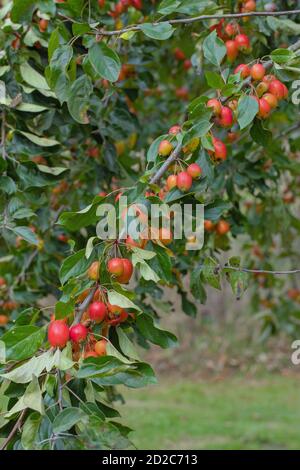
[1,326,45,361]
[204,200,232,221]
[250,119,272,148]
[37,165,68,176]
[16,103,48,113]
[6,376,44,416]
[237,95,259,130]
[11,226,39,245]
[0,175,16,194]
[140,22,174,40]
[21,412,42,450]
[227,270,249,300]
[205,71,225,89]
[60,249,92,285]
[201,257,221,290]
[53,408,88,434]
[19,131,59,147]
[58,198,103,231]
[136,313,177,348]
[0,351,55,383]
[117,329,140,361]
[20,62,50,91]
[183,118,213,145]
[88,42,121,82]
[203,30,226,67]
[67,75,93,124]
[271,48,295,65]
[158,0,181,14]
[107,291,141,311]
[11,0,36,23]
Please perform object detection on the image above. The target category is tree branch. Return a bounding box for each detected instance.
[224,266,300,275]
[149,141,183,185]
[0,408,27,451]
[95,9,300,37]
[72,284,98,326]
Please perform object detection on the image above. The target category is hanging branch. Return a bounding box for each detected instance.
[93,9,300,37]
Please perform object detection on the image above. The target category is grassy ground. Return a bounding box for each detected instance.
[119,375,300,450]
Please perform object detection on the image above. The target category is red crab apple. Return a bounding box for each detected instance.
[48,320,69,348]
[187,163,202,179]
[95,339,107,356]
[207,98,222,116]
[107,258,124,277]
[158,140,173,157]
[226,40,238,62]
[69,324,88,343]
[177,171,193,192]
[234,64,251,78]
[88,301,107,322]
[166,174,178,190]
[250,64,265,81]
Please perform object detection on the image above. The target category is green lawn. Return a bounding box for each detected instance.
[119,375,300,450]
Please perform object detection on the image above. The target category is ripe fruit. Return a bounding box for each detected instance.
[227,131,239,143]
[177,171,193,192]
[84,350,98,358]
[88,301,107,322]
[218,106,233,128]
[268,80,285,100]
[226,40,238,62]
[69,324,88,343]
[108,258,124,277]
[282,84,289,99]
[117,258,133,284]
[175,87,189,100]
[243,0,256,12]
[126,235,147,249]
[87,261,100,280]
[182,137,200,154]
[48,320,69,348]
[225,23,237,37]
[39,19,48,32]
[174,47,185,61]
[168,125,181,135]
[130,0,143,10]
[0,315,8,326]
[0,277,6,287]
[213,138,227,160]
[94,339,107,356]
[107,304,128,325]
[204,220,214,232]
[11,36,20,49]
[256,82,269,97]
[88,146,100,158]
[250,64,265,81]
[216,220,230,235]
[257,98,271,119]
[262,74,276,85]
[187,163,202,179]
[263,93,278,109]
[158,140,173,157]
[235,34,250,51]
[234,64,251,78]
[207,98,222,116]
[183,59,192,70]
[98,0,105,6]
[166,174,177,190]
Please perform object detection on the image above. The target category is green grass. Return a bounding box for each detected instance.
[118,375,300,450]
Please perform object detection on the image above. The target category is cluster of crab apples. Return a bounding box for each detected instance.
[47,257,134,357]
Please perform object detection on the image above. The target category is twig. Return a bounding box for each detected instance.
[150,141,183,185]
[1,109,6,161]
[72,284,98,325]
[0,408,27,451]
[226,266,300,275]
[56,370,63,411]
[94,9,300,37]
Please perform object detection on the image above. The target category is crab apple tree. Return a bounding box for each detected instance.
[0,0,299,451]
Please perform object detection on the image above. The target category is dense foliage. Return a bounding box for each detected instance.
[0,0,300,450]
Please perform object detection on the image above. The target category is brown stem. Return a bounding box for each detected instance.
[0,409,27,451]
[94,9,300,37]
